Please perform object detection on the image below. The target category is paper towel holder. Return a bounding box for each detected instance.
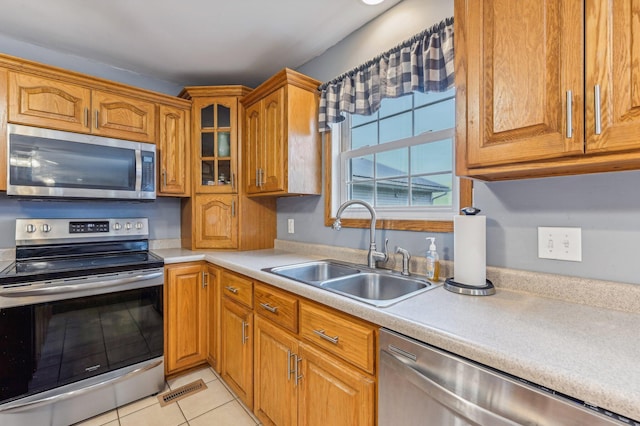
[444,277,496,296]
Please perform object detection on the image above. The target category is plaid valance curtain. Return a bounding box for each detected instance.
[318,17,454,132]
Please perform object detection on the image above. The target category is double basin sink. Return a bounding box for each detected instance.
[262,259,436,307]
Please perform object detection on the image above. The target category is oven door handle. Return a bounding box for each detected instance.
[0,271,163,297]
[0,359,163,413]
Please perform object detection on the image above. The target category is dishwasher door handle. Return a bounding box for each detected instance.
[381,349,521,426]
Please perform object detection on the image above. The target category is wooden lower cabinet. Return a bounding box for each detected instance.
[298,342,375,426]
[254,317,298,426]
[164,262,208,375]
[221,296,254,408]
[206,264,221,372]
[253,289,376,426]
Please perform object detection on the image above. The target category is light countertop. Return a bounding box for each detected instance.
[153,246,640,422]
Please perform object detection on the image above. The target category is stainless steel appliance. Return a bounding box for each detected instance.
[7,124,156,199]
[379,328,636,425]
[0,218,164,426]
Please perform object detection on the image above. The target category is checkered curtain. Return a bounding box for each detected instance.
[318,17,454,132]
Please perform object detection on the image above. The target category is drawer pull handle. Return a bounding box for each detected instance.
[225,286,238,294]
[313,329,339,345]
[260,303,278,313]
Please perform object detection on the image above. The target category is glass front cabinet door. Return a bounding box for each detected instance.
[193,97,238,193]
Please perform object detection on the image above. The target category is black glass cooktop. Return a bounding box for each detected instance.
[0,241,164,286]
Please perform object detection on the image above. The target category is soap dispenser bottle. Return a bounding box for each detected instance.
[425,237,440,281]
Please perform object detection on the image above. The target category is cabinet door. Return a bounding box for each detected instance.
[244,100,262,194]
[261,88,285,193]
[158,104,190,196]
[165,263,207,374]
[254,317,298,426]
[585,0,640,153]
[456,0,584,170]
[221,297,253,409]
[206,264,221,372]
[193,194,238,249]
[91,90,155,143]
[298,342,375,426]
[8,72,92,133]
[193,97,238,194]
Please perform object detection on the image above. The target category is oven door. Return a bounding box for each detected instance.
[0,273,163,407]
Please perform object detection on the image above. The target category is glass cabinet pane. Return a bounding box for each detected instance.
[217,132,231,157]
[218,160,231,185]
[202,161,215,186]
[201,133,214,157]
[201,105,214,128]
[217,105,230,128]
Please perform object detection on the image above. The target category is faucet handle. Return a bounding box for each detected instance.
[382,238,389,260]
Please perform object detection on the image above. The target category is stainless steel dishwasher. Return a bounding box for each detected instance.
[379,328,635,426]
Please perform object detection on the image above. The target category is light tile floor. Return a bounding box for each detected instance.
[75,366,260,426]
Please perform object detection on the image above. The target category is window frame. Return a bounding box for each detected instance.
[323,109,473,232]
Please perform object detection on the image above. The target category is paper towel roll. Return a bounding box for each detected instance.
[454,215,486,287]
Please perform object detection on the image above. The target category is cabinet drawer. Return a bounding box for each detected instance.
[254,282,298,333]
[299,301,376,374]
[221,270,253,308]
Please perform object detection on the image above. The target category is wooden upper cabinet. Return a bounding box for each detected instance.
[91,90,155,142]
[242,68,321,197]
[8,72,92,133]
[8,71,155,143]
[456,0,584,171]
[585,0,640,154]
[158,104,190,196]
[456,0,640,180]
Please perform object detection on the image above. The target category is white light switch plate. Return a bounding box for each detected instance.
[538,227,582,262]
[287,218,295,234]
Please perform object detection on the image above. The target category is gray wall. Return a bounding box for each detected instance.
[280,0,640,286]
[0,36,184,246]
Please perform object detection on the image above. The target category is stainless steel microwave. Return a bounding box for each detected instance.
[7,124,156,200]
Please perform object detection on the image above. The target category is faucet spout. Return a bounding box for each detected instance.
[333,200,388,268]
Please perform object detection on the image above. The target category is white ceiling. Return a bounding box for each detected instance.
[0,0,403,88]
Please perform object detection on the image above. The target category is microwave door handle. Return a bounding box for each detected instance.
[0,271,162,297]
[135,149,142,192]
[381,350,520,426]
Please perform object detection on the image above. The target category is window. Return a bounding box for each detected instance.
[326,87,469,232]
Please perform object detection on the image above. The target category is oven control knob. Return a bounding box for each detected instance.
[125,222,132,230]
[26,224,37,233]
[41,224,52,233]
[135,222,144,230]
[113,222,122,231]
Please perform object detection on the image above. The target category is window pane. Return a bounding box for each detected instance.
[380,112,412,143]
[414,98,455,135]
[349,155,374,181]
[411,139,452,175]
[414,88,455,107]
[411,173,453,206]
[348,182,374,205]
[352,111,378,127]
[351,122,378,149]
[376,178,409,206]
[376,149,408,178]
[379,94,413,118]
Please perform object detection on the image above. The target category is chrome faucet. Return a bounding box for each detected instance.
[333,200,388,268]
[396,247,411,276]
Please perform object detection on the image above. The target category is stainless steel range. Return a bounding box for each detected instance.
[0,218,165,426]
